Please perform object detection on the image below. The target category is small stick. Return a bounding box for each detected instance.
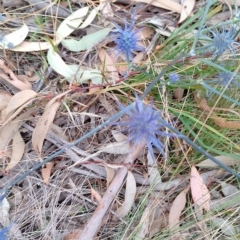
[77,141,146,240]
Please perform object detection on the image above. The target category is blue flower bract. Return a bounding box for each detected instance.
[113,16,144,61]
[201,26,240,57]
[118,95,175,158]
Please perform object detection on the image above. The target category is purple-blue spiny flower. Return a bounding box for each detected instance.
[113,14,144,61]
[169,72,180,83]
[201,26,240,57]
[205,71,240,98]
[209,71,240,88]
[118,95,176,158]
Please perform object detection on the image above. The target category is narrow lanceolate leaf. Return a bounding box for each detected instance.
[61,27,113,52]
[0,24,29,49]
[12,7,89,52]
[32,101,60,157]
[47,47,103,84]
[79,6,99,29]
[178,0,195,24]
[116,171,136,218]
[4,90,37,120]
[32,91,70,157]
[5,131,25,171]
[47,47,75,79]
[190,166,211,213]
[169,186,190,231]
[56,7,89,42]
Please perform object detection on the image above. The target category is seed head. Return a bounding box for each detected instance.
[201,26,240,57]
[118,95,176,158]
[113,15,144,61]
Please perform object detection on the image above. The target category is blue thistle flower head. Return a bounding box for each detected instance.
[168,72,180,83]
[117,94,176,158]
[113,15,144,61]
[205,71,240,98]
[208,71,240,88]
[201,26,240,57]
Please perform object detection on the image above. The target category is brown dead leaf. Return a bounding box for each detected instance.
[105,165,115,187]
[198,98,240,129]
[0,92,12,111]
[0,108,35,150]
[42,162,54,185]
[32,101,60,157]
[32,91,70,157]
[5,130,25,171]
[190,166,210,213]
[169,186,190,231]
[178,0,195,24]
[0,60,32,90]
[90,186,102,204]
[4,89,37,122]
[116,171,136,218]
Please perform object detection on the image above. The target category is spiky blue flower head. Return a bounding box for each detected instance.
[205,71,240,98]
[169,72,180,83]
[208,71,240,88]
[113,15,144,61]
[118,95,176,158]
[201,26,240,57]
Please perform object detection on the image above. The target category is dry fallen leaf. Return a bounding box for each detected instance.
[190,166,211,213]
[90,186,102,204]
[5,130,25,171]
[116,171,136,218]
[198,98,240,129]
[42,162,54,185]
[196,155,239,168]
[0,60,32,90]
[0,92,12,111]
[32,90,70,157]
[0,108,35,150]
[178,0,196,24]
[169,186,190,231]
[105,165,115,187]
[4,89,37,122]
[32,101,60,157]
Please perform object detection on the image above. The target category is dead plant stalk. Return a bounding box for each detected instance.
[78,141,146,240]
